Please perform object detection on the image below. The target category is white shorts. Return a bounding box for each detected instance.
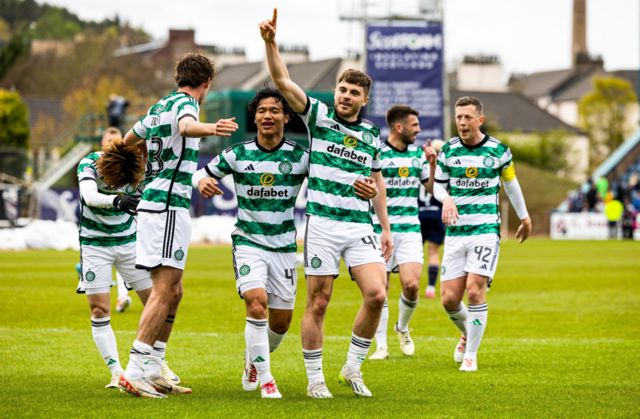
[440,234,501,282]
[80,242,152,295]
[136,210,191,270]
[232,245,297,310]
[304,215,385,276]
[386,232,424,273]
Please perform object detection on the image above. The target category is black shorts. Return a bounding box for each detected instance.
[419,213,445,245]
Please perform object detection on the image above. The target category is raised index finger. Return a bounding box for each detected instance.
[272,8,278,25]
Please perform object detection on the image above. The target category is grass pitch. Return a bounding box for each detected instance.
[0,239,638,418]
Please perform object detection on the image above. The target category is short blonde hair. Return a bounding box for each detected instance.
[97,138,145,189]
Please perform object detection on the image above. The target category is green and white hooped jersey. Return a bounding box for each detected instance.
[435,135,513,237]
[202,138,309,253]
[372,142,430,234]
[299,96,381,224]
[133,91,200,213]
[77,152,137,247]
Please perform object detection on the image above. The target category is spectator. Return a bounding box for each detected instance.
[585,178,598,212]
[107,94,129,131]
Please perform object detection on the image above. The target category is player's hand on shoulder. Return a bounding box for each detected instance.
[442,197,458,226]
[259,8,278,42]
[353,176,377,199]
[198,178,223,198]
[516,217,532,243]
[212,117,238,137]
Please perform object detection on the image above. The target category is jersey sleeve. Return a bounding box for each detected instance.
[77,156,97,182]
[298,96,325,128]
[132,116,148,140]
[371,142,382,172]
[176,98,199,122]
[420,153,430,182]
[204,147,234,179]
[434,150,450,183]
[499,146,516,182]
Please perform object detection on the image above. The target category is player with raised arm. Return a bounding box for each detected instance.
[433,96,532,372]
[260,9,393,398]
[369,105,437,360]
[114,53,239,398]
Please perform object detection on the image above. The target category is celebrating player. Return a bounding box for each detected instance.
[115,53,239,398]
[369,105,437,360]
[76,127,135,313]
[433,96,532,372]
[260,8,392,398]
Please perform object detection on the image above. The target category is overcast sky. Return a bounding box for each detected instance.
[41,0,639,76]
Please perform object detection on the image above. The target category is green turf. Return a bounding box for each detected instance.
[0,240,638,418]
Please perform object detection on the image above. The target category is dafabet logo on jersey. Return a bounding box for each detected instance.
[259,173,275,186]
[465,167,479,178]
[343,136,358,148]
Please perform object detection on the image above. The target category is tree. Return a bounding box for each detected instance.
[579,76,637,169]
[0,88,29,148]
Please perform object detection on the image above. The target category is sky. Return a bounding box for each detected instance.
[41,0,639,76]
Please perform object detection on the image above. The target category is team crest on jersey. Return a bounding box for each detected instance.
[361,131,374,145]
[343,136,358,148]
[465,167,479,178]
[150,115,160,127]
[278,161,292,175]
[398,167,410,178]
[260,173,275,187]
[311,256,322,268]
[85,270,95,282]
[411,158,421,168]
[83,166,95,177]
[483,156,495,168]
[239,264,251,276]
[174,248,184,261]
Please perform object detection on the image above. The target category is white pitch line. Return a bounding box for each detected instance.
[0,327,632,344]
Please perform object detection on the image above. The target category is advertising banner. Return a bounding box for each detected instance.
[366,21,444,143]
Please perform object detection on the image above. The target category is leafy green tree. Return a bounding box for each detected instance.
[0,88,29,148]
[31,7,82,40]
[579,76,637,169]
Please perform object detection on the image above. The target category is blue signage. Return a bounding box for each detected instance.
[366,22,444,143]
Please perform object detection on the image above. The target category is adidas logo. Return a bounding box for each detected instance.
[245,164,255,171]
[470,319,483,326]
[454,159,462,165]
[480,264,487,270]
[330,124,340,131]
[388,161,396,167]
[253,356,265,363]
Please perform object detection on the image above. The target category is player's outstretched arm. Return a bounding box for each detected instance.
[192,166,223,198]
[371,171,394,261]
[259,8,307,113]
[179,116,238,138]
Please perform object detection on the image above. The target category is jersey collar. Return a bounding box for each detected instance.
[255,137,286,153]
[460,134,489,149]
[385,140,409,153]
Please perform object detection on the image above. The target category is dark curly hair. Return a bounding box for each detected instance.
[175,52,215,88]
[97,138,145,189]
[247,87,294,121]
